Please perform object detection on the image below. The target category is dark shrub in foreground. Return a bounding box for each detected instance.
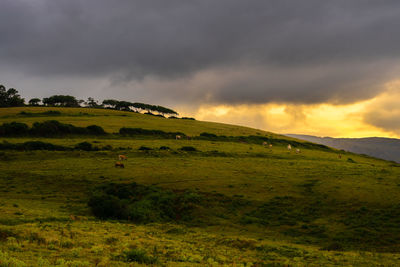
[88,183,201,223]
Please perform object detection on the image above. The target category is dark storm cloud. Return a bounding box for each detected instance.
[1,0,400,104]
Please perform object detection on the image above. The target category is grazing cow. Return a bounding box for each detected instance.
[115,161,124,168]
[287,144,292,150]
[338,154,342,159]
[296,148,301,154]
[262,141,268,146]
[176,135,182,140]
[118,155,127,161]
[269,144,273,148]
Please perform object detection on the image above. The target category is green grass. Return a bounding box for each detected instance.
[1,107,400,266]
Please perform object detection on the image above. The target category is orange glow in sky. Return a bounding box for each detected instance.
[180,81,400,138]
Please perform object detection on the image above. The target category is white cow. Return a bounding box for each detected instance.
[287,144,292,150]
[296,148,300,153]
[176,135,182,140]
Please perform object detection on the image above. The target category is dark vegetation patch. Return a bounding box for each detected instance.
[18,110,62,116]
[200,132,218,138]
[0,140,113,151]
[0,141,68,151]
[88,183,203,223]
[138,146,152,151]
[0,121,107,137]
[119,127,184,138]
[75,142,98,151]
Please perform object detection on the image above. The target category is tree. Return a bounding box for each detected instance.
[87,97,100,108]
[0,85,25,107]
[115,101,132,111]
[102,99,119,109]
[28,98,41,106]
[42,95,79,107]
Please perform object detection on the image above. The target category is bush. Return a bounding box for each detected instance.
[75,142,98,151]
[138,146,152,151]
[0,141,67,151]
[30,120,86,136]
[0,122,29,136]
[88,183,200,223]
[119,127,185,139]
[21,141,66,151]
[0,120,109,137]
[88,193,126,219]
[180,146,198,152]
[159,146,170,150]
[86,125,106,135]
[347,158,356,163]
[200,132,218,138]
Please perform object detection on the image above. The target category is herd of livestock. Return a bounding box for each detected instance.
[113,135,315,168]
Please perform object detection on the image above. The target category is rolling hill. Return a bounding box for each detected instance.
[1,107,400,266]
[287,134,400,163]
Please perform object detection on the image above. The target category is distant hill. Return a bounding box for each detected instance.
[286,134,400,162]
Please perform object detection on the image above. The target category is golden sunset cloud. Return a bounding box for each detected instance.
[179,81,400,138]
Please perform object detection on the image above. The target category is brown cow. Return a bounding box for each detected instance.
[115,161,124,168]
[118,155,127,161]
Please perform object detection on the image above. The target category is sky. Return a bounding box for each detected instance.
[1,0,400,138]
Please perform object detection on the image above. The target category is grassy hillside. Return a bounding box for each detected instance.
[1,107,400,266]
[0,107,279,137]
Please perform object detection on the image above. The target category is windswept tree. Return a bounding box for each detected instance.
[102,99,119,109]
[115,101,133,111]
[28,98,41,106]
[87,97,101,108]
[0,85,25,107]
[42,95,79,107]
